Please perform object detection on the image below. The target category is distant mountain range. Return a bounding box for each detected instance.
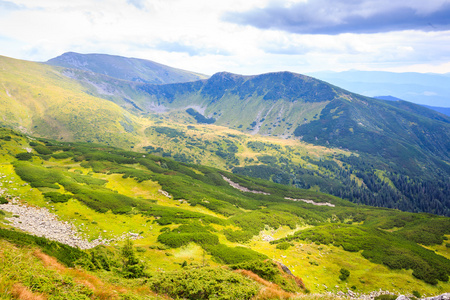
[308,70,450,108]
[46,52,208,84]
[375,95,450,116]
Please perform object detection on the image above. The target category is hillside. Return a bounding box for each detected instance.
[1,127,450,299]
[46,52,208,84]
[0,55,140,149]
[133,71,450,216]
[1,54,449,217]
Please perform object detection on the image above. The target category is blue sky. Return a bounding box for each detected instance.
[1,0,450,75]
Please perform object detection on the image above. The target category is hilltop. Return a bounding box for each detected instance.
[47,52,208,84]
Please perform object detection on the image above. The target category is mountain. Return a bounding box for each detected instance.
[135,71,450,165]
[375,96,450,116]
[374,96,450,116]
[133,71,450,216]
[374,95,403,102]
[1,127,449,298]
[46,52,208,84]
[308,70,450,108]
[423,105,450,116]
[1,54,449,216]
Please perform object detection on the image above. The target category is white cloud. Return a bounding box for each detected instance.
[0,0,448,75]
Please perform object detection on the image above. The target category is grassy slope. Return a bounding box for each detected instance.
[0,55,138,149]
[1,55,448,217]
[1,128,450,298]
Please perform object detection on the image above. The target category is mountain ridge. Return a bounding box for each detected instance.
[1,53,449,217]
[46,52,208,85]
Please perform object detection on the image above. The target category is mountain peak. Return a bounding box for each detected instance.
[46,52,208,84]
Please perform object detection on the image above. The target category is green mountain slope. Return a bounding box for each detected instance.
[0,55,139,148]
[1,54,449,216]
[133,71,450,216]
[1,127,450,298]
[47,52,208,84]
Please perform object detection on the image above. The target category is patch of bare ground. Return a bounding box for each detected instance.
[11,283,47,300]
[234,269,294,300]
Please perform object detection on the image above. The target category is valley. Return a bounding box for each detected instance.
[0,52,449,299]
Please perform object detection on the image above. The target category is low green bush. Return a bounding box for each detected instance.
[15,152,33,161]
[43,192,72,203]
[276,242,291,250]
[339,268,350,281]
[205,244,267,264]
[33,145,53,155]
[149,267,259,300]
[223,229,254,243]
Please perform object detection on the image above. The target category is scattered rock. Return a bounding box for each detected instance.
[221,175,270,195]
[0,196,141,249]
[284,197,335,207]
[424,293,450,300]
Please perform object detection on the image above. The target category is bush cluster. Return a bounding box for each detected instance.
[149,267,259,299]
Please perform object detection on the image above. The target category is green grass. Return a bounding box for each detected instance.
[1,127,450,297]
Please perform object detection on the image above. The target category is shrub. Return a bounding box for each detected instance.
[276,242,291,250]
[33,145,53,155]
[412,291,421,298]
[0,197,8,204]
[205,244,267,264]
[51,152,74,159]
[149,267,259,300]
[157,232,219,248]
[339,268,350,281]
[223,229,254,243]
[15,152,33,161]
[43,192,72,203]
[121,239,146,278]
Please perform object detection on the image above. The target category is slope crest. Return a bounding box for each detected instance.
[46,52,207,84]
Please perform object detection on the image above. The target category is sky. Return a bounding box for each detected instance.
[1,0,450,76]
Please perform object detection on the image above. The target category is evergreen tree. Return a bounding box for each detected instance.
[121,239,146,278]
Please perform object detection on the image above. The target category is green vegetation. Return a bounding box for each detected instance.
[1,127,450,298]
[230,260,304,292]
[186,108,215,124]
[0,228,88,268]
[121,239,146,278]
[43,192,72,203]
[148,267,259,299]
[339,268,350,281]
[276,242,292,250]
[275,223,450,285]
[374,295,398,300]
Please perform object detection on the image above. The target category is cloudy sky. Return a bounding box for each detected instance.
[1,0,450,75]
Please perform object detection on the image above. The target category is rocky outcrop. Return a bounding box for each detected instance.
[285,197,335,207]
[221,175,270,195]
[0,199,110,249]
[0,190,141,249]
